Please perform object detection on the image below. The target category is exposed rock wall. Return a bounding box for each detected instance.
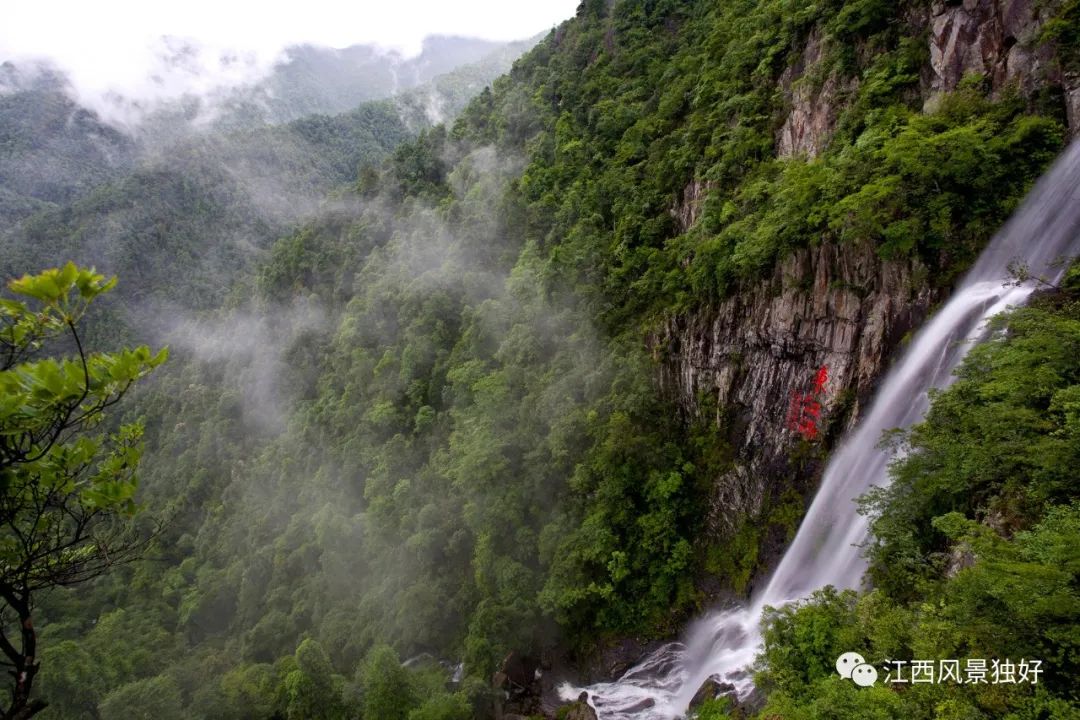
[776,30,856,159]
[922,0,1080,138]
[925,0,1052,97]
[1067,75,1080,136]
[654,242,939,536]
[672,178,715,233]
[774,0,1077,161]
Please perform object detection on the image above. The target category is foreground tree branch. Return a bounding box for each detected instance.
[0,264,167,719]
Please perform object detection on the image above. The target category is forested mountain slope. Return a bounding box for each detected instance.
[0,63,136,225]
[0,32,536,229]
[7,1,1080,719]
[213,35,537,126]
[0,38,537,342]
[1,102,410,330]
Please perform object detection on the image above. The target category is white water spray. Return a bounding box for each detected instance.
[561,139,1080,718]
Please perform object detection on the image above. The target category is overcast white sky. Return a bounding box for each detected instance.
[1,1,578,110]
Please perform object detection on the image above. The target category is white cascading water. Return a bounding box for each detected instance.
[559,139,1080,719]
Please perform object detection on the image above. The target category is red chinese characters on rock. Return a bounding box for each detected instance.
[787,365,829,441]
[811,365,829,395]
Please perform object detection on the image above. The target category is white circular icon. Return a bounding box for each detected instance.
[835,652,866,679]
[851,663,878,687]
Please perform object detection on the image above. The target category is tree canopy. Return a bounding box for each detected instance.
[0,264,165,719]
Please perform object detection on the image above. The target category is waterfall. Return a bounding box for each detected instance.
[559,139,1080,719]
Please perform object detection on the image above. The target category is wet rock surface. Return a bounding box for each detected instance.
[493,651,543,719]
[560,692,599,720]
[1066,73,1080,138]
[688,677,737,710]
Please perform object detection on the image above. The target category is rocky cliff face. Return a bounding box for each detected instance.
[775,0,1078,162]
[925,0,1050,97]
[666,1,1072,549]
[1067,75,1080,134]
[924,0,1080,138]
[655,242,939,537]
[775,30,856,159]
[921,0,1080,138]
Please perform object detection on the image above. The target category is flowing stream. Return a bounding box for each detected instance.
[559,139,1080,719]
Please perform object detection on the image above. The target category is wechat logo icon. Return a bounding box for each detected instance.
[836,652,877,687]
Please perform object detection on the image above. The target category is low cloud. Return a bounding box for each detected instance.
[160,299,328,433]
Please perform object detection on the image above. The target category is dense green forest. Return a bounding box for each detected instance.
[2,0,1079,718]
[0,67,136,225]
[1,101,410,319]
